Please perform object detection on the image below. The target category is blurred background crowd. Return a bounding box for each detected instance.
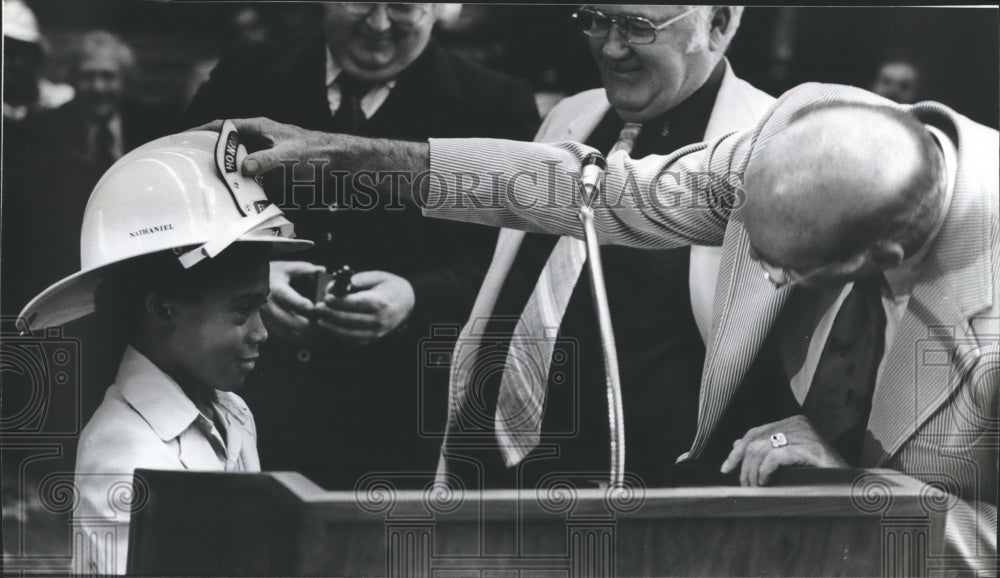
[2,1,997,573]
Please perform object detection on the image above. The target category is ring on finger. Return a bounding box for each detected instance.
[770,432,788,448]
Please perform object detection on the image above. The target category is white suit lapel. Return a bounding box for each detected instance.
[863,104,995,464]
[704,61,767,141]
[862,267,984,465]
[682,221,793,459]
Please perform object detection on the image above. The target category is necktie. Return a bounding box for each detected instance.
[802,275,887,465]
[329,74,371,133]
[94,122,116,167]
[493,122,642,467]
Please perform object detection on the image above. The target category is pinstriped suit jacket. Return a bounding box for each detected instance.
[426,83,997,562]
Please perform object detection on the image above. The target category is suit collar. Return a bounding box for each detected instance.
[862,105,995,463]
[396,41,462,101]
[704,59,758,140]
[910,103,994,319]
[559,95,611,142]
[372,41,462,119]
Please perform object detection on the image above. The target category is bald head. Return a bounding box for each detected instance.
[743,103,944,282]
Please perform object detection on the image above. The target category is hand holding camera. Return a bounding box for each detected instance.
[314,270,416,346]
[262,261,328,343]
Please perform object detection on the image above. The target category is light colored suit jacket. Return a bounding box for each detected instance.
[470,60,774,345]
[73,347,260,575]
[427,83,998,566]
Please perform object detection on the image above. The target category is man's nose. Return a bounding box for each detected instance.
[600,25,632,60]
[364,4,393,33]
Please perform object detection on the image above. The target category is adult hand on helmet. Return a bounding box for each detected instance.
[314,270,415,346]
[193,117,361,177]
[190,117,430,204]
[262,260,326,343]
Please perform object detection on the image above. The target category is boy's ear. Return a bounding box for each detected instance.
[144,293,175,328]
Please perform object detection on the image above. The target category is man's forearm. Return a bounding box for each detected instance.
[233,119,432,206]
[235,117,745,248]
[422,135,744,249]
[349,137,432,206]
[300,132,432,206]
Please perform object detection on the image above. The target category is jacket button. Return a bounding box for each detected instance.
[297,349,311,363]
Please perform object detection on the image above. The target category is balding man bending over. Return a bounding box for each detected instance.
[423,84,997,569]
[210,80,997,570]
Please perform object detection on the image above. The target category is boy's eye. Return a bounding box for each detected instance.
[233,297,268,320]
[234,304,256,318]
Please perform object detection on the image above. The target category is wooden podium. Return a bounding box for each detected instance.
[127,468,945,576]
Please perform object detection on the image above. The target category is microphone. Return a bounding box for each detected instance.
[579,152,607,207]
[575,152,625,487]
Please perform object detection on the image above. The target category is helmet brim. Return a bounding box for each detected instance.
[17,237,312,332]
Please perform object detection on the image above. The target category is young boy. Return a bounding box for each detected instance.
[17,123,311,575]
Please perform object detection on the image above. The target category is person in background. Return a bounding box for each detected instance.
[438,4,777,489]
[871,57,921,104]
[2,0,73,126]
[4,30,173,319]
[1,0,74,313]
[184,3,540,489]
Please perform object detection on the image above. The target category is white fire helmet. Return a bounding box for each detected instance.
[18,121,313,330]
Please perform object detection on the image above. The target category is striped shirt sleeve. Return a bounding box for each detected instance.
[424,129,752,250]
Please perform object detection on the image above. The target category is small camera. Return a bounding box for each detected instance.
[294,265,355,303]
[328,265,355,298]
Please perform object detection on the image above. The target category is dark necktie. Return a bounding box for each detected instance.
[94,122,116,167]
[802,275,887,465]
[329,74,371,133]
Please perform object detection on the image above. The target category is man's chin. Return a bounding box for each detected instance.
[83,104,117,121]
[604,92,659,123]
[612,104,656,124]
[343,56,401,82]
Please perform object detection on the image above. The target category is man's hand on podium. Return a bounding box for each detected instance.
[720,415,849,487]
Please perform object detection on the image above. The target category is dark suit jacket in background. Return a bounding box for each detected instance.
[3,96,174,314]
[0,95,175,487]
[184,33,540,489]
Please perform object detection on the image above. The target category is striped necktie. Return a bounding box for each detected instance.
[494,122,642,467]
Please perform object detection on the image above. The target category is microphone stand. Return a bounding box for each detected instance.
[577,154,626,488]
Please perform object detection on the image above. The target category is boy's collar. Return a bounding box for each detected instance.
[117,346,222,441]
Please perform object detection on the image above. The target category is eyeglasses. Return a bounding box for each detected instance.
[749,245,804,289]
[754,251,867,290]
[341,3,430,25]
[757,261,799,289]
[571,7,699,45]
